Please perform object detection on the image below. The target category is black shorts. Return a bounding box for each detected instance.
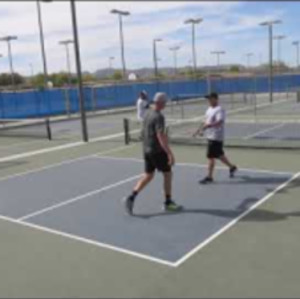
[207,140,224,159]
[144,151,171,174]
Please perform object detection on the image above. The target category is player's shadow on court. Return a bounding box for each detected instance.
[134,197,300,222]
[217,175,300,194]
[218,175,291,185]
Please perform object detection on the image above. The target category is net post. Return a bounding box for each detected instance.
[123,118,130,145]
[46,118,52,140]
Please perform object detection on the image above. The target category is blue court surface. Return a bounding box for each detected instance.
[0,156,292,266]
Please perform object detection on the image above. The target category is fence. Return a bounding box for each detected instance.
[0,74,300,119]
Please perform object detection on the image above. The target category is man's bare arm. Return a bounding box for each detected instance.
[157,132,175,165]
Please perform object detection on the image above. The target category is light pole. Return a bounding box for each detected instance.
[110,9,130,80]
[0,36,18,90]
[59,39,74,87]
[169,46,180,75]
[260,19,282,103]
[292,41,299,70]
[59,40,73,118]
[211,51,226,69]
[153,38,162,79]
[109,56,115,69]
[36,0,51,88]
[273,34,286,73]
[184,18,203,75]
[246,53,254,69]
[29,63,34,78]
[70,0,88,142]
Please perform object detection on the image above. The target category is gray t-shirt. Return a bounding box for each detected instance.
[143,110,165,154]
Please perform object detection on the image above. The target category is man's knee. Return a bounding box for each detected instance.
[144,172,155,181]
[163,171,172,179]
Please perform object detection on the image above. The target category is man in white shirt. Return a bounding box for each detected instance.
[194,92,237,184]
[136,91,149,121]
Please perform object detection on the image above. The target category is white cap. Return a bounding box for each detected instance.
[153,92,168,103]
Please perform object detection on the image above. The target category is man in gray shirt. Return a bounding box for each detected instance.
[123,92,182,215]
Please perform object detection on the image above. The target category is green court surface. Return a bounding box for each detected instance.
[0,106,299,298]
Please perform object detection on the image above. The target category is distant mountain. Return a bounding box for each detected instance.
[92,65,246,79]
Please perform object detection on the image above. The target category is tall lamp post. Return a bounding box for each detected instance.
[70,0,88,142]
[0,36,18,90]
[292,41,300,70]
[59,39,74,87]
[169,46,180,75]
[110,9,130,80]
[184,18,203,75]
[36,0,51,88]
[211,51,226,69]
[246,52,254,69]
[273,34,286,73]
[109,56,115,69]
[153,38,163,79]
[259,19,282,103]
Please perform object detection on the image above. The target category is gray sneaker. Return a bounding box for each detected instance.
[123,196,135,215]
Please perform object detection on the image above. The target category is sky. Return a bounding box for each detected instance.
[0,1,299,76]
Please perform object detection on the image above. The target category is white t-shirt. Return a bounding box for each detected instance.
[205,106,225,141]
[136,98,148,121]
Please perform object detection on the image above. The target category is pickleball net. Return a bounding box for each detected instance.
[0,118,52,140]
[124,92,300,150]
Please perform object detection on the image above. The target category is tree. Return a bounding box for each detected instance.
[0,73,25,86]
[230,65,240,73]
[112,70,123,81]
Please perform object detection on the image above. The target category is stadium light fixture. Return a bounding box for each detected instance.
[184,18,203,75]
[273,35,286,73]
[110,9,130,79]
[210,51,226,67]
[153,38,163,79]
[292,41,300,69]
[169,46,180,75]
[59,39,74,87]
[259,19,282,103]
[109,56,115,69]
[246,52,254,68]
[0,36,18,90]
[70,0,88,142]
[36,0,53,88]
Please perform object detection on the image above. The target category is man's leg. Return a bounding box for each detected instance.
[123,172,154,215]
[162,171,182,211]
[219,155,234,168]
[219,155,237,178]
[163,171,172,200]
[208,158,215,179]
[134,172,154,193]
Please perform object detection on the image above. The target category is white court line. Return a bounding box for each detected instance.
[173,171,300,267]
[18,173,141,221]
[94,156,294,176]
[244,123,286,140]
[0,144,136,183]
[0,214,175,268]
[0,129,127,164]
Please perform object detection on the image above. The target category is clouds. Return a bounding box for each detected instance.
[0,1,297,76]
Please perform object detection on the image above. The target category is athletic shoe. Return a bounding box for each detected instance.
[123,196,135,215]
[229,166,238,178]
[164,200,183,212]
[199,177,214,184]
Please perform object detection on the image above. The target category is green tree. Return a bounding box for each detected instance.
[112,71,123,81]
[0,73,24,86]
[230,65,240,73]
